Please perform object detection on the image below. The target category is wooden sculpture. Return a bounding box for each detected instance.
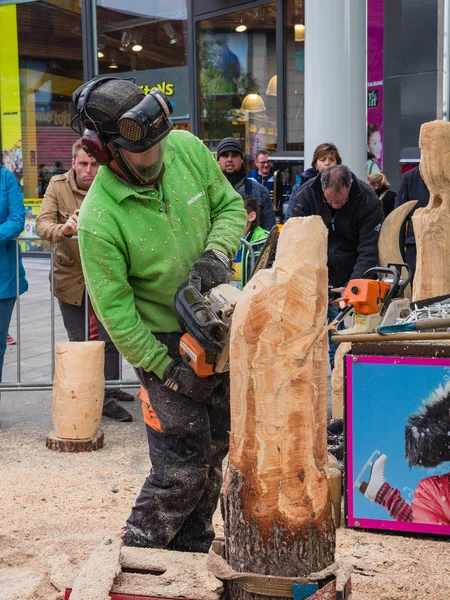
[222,216,334,598]
[47,341,105,452]
[378,200,418,299]
[413,120,450,302]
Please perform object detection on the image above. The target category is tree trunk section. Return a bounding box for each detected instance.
[412,120,450,302]
[51,341,105,440]
[222,217,334,600]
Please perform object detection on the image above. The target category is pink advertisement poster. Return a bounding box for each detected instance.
[367,0,384,174]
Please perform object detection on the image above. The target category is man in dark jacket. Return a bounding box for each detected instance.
[394,166,430,278]
[291,165,384,366]
[217,138,276,231]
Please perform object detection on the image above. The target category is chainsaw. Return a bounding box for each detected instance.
[175,282,241,377]
[330,262,413,334]
[175,228,280,378]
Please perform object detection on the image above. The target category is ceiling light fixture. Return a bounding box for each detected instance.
[119,30,131,51]
[109,59,118,69]
[97,50,104,58]
[241,93,266,113]
[266,75,277,96]
[131,33,143,52]
[163,22,177,45]
[294,23,305,42]
[236,21,247,33]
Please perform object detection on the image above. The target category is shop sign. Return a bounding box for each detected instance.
[35,104,72,127]
[118,66,189,119]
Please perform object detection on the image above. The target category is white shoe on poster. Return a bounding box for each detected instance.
[359,453,387,501]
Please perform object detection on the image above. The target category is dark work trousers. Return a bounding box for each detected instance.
[58,295,120,405]
[127,332,230,553]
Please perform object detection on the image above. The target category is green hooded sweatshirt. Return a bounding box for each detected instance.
[78,130,246,378]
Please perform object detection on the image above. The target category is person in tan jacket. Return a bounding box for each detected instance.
[36,139,134,421]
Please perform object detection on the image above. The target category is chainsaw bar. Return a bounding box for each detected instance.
[410,294,450,309]
[248,225,279,281]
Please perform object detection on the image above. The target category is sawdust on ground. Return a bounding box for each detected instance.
[1,414,449,600]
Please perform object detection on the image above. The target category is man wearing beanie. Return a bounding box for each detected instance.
[72,77,246,552]
[217,137,276,231]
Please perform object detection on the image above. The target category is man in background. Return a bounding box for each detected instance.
[246,149,274,196]
[36,139,134,422]
[291,165,383,367]
[217,138,276,231]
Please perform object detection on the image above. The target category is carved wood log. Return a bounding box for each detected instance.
[413,120,450,302]
[222,216,334,600]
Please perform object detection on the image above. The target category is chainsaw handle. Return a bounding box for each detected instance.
[362,266,400,287]
[386,262,413,297]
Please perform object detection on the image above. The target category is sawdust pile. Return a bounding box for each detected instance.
[0,415,449,600]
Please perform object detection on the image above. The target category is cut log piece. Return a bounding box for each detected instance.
[51,341,105,441]
[70,533,122,600]
[222,216,334,600]
[413,120,450,302]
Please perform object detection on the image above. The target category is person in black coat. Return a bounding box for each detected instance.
[394,166,430,278]
[368,172,397,218]
[216,137,276,231]
[291,165,384,366]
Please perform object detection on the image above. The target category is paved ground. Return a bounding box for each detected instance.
[1,257,139,430]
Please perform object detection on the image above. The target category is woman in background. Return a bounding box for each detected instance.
[0,167,28,382]
[368,172,397,218]
[285,142,342,221]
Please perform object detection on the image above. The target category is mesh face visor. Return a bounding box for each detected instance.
[116,91,174,153]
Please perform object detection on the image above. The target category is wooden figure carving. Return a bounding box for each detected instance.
[413,120,450,302]
[222,216,334,597]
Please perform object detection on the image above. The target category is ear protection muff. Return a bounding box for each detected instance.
[81,129,113,165]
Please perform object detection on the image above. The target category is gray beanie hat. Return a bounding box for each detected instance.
[217,137,243,158]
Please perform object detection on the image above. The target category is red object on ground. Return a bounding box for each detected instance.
[65,591,186,600]
[6,334,16,345]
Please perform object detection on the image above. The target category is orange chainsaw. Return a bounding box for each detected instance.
[175,228,280,378]
[331,263,413,333]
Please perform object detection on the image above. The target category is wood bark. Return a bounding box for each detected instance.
[51,341,105,441]
[222,217,334,600]
[412,120,450,302]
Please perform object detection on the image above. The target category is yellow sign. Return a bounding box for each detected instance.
[0,6,23,186]
[139,82,175,96]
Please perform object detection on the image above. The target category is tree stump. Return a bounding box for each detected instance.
[222,216,334,600]
[413,120,450,302]
[48,341,105,452]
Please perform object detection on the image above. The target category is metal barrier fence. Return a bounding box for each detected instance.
[1,236,139,392]
[2,236,257,393]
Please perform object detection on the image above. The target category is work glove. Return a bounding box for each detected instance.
[189,249,232,294]
[162,357,223,401]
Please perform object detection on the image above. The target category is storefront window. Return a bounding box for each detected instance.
[198,4,277,158]
[286,0,305,152]
[97,0,189,123]
[0,1,83,252]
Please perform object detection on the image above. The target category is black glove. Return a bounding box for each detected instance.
[162,358,223,401]
[189,249,232,293]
